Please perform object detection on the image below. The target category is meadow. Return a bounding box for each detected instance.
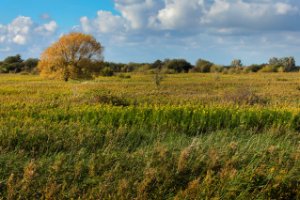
[0,73,299,199]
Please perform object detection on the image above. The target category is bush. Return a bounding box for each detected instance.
[20,71,30,75]
[118,73,131,79]
[0,66,9,73]
[259,65,279,73]
[164,59,193,73]
[88,90,130,106]
[224,88,269,105]
[101,67,114,77]
[161,68,176,74]
[228,67,243,74]
[193,59,214,73]
[246,64,265,72]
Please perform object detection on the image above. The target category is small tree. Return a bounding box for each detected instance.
[2,54,24,73]
[24,58,39,72]
[151,60,163,69]
[38,32,104,81]
[164,59,193,73]
[231,59,242,68]
[194,59,214,73]
[268,56,296,72]
[101,67,114,77]
[154,71,163,89]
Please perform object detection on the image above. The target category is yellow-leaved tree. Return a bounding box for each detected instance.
[38,32,104,81]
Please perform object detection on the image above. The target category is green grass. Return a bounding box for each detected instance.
[0,127,299,199]
[0,73,299,199]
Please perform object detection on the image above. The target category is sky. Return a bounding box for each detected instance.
[1,0,300,65]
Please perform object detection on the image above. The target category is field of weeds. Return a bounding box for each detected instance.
[0,73,299,199]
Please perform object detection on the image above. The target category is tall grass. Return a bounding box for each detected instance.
[0,127,299,199]
[1,105,299,135]
[0,74,299,198]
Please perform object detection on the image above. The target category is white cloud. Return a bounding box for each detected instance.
[152,0,205,30]
[75,0,300,64]
[0,35,5,43]
[2,0,300,64]
[275,2,298,15]
[12,34,27,45]
[35,20,58,35]
[84,11,127,33]
[115,0,159,29]
[0,16,58,45]
[96,11,127,33]
[80,16,92,33]
[8,16,32,35]
[0,16,59,60]
[81,0,300,34]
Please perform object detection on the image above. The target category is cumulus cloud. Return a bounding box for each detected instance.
[0,16,58,45]
[0,36,5,43]
[74,0,300,63]
[0,16,59,59]
[35,21,58,35]
[81,11,127,34]
[275,2,298,15]
[80,0,300,34]
[2,0,300,64]
[76,0,300,64]
[12,35,27,45]
[151,0,205,30]
[201,0,300,32]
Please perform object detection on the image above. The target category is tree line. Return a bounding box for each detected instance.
[0,32,298,81]
[1,55,297,75]
[0,54,39,74]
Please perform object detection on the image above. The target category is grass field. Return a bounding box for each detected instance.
[0,73,299,199]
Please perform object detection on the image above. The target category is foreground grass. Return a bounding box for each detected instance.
[0,127,299,199]
[0,74,299,199]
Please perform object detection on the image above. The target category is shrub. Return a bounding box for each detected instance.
[193,59,214,73]
[246,64,265,72]
[88,90,130,106]
[118,73,131,79]
[20,71,30,75]
[224,88,269,105]
[228,67,243,74]
[161,68,176,74]
[0,66,9,73]
[259,65,279,73]
[101,67,114,77]
[210,65,223,73]
[164,59,193,73]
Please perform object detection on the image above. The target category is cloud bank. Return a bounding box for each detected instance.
[81,0,299,33]
[79,0,300,64]
[1,0,300,65]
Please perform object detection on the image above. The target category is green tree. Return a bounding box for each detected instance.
[194,59,214,73]
[24,58,39,72]
[1,54,24,73]
[164,59,193,73]
[231,59,243,68]
[151,60,163,70]
[268,56,296,72]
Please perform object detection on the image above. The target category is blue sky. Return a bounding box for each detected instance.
[1,0,300,65]
[1,0,116,30]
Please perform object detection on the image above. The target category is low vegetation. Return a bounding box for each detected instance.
[0,73,299,198]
